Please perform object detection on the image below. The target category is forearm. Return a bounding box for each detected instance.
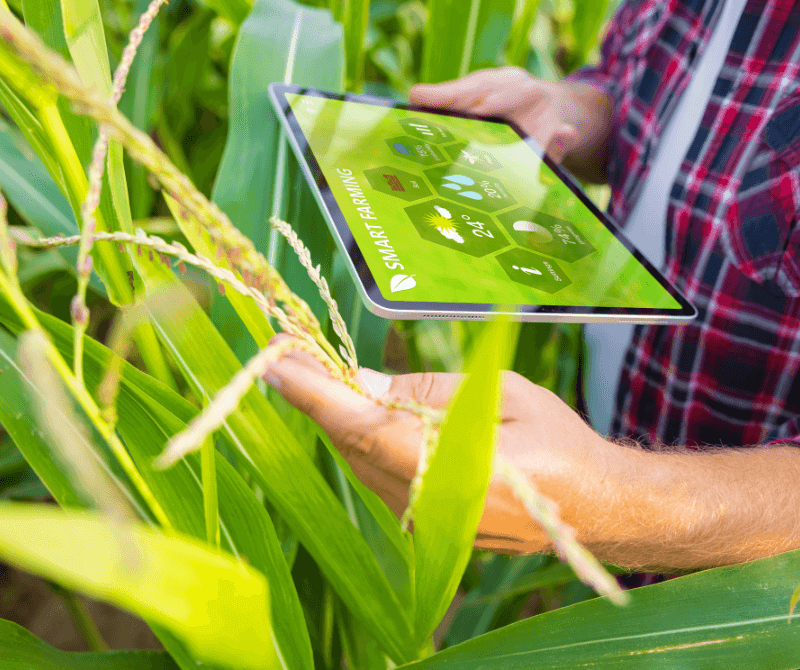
[477,440,800,570]
[554,82,614,184]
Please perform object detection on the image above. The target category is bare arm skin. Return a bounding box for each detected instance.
[409,68,614,184]
[265,339,800,572]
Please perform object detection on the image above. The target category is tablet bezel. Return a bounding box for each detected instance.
[268,83,697,324]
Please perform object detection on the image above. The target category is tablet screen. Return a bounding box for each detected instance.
[281,89,685,315]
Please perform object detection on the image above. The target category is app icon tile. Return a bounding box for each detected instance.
[424,165,516,213]
[363,166,432,201]
[497,208,596,262]
[445,143,501,172]
[404,200,510,258]
[387,135,447,165]
[398,117,455,144]
[496,247,572,294]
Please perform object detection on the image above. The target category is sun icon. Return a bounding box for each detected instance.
[424,206,459,233]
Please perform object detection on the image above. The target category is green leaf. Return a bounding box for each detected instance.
[0,618,179,670]
[0,328,85,508]
[465,0,515,72]
[0,302,314,670]
[413,319,519,645]
[0,119,104,294]
[570,0,613,69]
[505,0,543,68]
[0,503,279,670]
[196,0,252,25]
[211,0,343,360]
[137,274,416,662]
[341,0,370,90]
[444,554,547,646]
[404,550,800,670]
[420,0,481,83]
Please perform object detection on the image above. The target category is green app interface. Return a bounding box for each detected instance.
[288,94,681,309]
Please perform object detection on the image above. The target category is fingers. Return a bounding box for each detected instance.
[409,67,531,112]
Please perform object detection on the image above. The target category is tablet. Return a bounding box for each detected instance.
[269,84,696,324]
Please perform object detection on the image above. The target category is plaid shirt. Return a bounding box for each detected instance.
[571,0,800,447]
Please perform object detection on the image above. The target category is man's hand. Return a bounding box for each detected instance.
[266,336,800,571]
[410,68,614,183]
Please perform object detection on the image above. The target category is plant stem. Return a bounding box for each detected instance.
[49,582,108,652]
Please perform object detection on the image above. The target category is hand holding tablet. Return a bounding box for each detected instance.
[269,83,696,324]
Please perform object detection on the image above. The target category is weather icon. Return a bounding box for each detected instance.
[424,205,465,244]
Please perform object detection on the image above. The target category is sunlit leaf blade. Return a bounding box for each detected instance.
[211,0,343,359]
[405,550,800,670]
[413,319,519,645]
[0,503,278,670]
[0,618,179,670]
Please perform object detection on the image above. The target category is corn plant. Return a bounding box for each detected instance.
[0,1,800,670]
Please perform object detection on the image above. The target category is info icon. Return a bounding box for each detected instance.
[497,208,596,262]
[496,247,572,294]
[363,166,432,201]
[398,117,455,144]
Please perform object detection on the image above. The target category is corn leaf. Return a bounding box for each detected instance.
[0,299,314,670]
[211,0,343,359]
[340,0,370,91]
[420,0,481,83]
[570,0,613,70]
[465,0,515,72]
[413,319,519,645]
[505,0,544,67]
[0,121,104,294]
[119,251,415,661]
[0,503,279,670]
[403,550,800,670]
[0,618,178,670]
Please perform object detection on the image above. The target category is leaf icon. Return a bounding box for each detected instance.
[390,274,417,293]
